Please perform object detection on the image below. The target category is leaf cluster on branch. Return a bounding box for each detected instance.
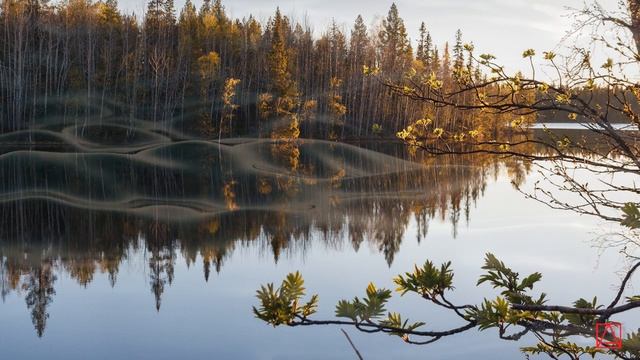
[254,254,640,359]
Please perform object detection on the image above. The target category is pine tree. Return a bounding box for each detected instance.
[432,46,440,76]
[378,3,412,73]
[163,0,175,24]
[268,8,294,98]
[200,0,211,15]
[349,15,369,61]
[328,20,346,79]
[453,29,464,71]
[417,22,427,63]
[441,42,450,81]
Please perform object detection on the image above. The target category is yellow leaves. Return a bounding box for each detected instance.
[510,74,521,89]
[468,129,481,139]
[202,13,219,31]
[302,99,317,112]
[257,178,272,195]
[453,67,472,84]
[463,43,474,52]
[479,54,496,62]
[290,146,301,171]
[275,95,299,116]
[414,118,432,126]
[330,168,346,188]
[299,99,317,122]
[288,115,301,140]
[96,2,119,23]
[453,133,466,142]
[426,72,443,90]
[330,102,347,117]
[432,128,444,137]
[522,49,536,58]
[631,86,640,101]
[396,129,409,140]
[498,144,510,152]
[371,123,383,135]
[624,103,633,115]
[223,180,239,211]
[543,51,556,60]
[556,137,571,149]
[510,117,524,128]
[362,65,380,75]
[555,93,570,104]
[567,112,577,120]
[198,51,220,81]
[401,86,414,95]
[585,78,595,90]
[207,218,220,235]
[258,93,273,119]
[327,78,347,120]
[222,78,241,107]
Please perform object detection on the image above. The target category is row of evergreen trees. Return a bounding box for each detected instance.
[0,0,478,137]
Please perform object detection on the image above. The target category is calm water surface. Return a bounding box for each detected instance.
[0,118,634,359]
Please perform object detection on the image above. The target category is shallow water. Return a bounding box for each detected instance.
[0,117,635,359]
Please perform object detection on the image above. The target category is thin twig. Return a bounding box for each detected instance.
[341,328,364,360]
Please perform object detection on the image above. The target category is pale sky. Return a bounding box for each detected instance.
[118,0,620,73]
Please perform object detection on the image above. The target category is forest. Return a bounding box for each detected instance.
[0,0,506,139]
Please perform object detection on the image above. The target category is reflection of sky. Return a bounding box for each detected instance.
[1,170,636,359]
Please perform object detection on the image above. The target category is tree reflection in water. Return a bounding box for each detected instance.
[0,136,533,336]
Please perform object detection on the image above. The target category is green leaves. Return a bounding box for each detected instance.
[379,312,425,338]
[254,253,624,359]
[622,331,640,358]
[622,203,640,229]
[472,296,511,330]
[394,260,454,297]
[335,299,359,321]
[364,283,392,319]
[521,341,602,358]
[477,253,545,305]
[335,284,423,341]
[562,297,600,326]
[626,295,640,302]
[335,282,392,322]
[281,272,305,299]
[253,271,318,326]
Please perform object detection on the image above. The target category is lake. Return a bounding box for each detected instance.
[530,122,634,130]
[0,120,634,359]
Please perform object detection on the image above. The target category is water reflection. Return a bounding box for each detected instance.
[0,129,531,336]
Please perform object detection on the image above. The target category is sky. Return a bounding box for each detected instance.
[117,0,619,73]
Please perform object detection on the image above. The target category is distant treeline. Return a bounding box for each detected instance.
[0,0,489,138]
[0,0,629,139]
